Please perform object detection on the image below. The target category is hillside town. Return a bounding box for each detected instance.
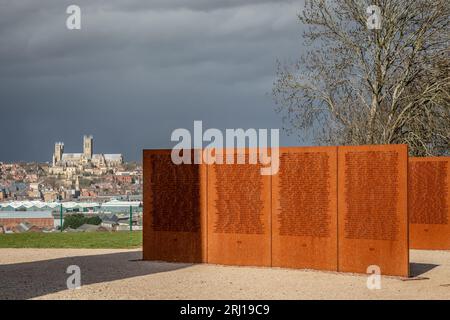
[0,135,143,234]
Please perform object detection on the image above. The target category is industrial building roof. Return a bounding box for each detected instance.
[101,199,141,207]
[0,199,141,210]
[0,211,53,219]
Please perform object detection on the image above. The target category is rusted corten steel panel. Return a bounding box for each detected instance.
[337,144,409,277]
[409,157,450,250]
[142,149,207,263]
[206,148,272,267]
[271,146,338,271]
[143,144,411,277]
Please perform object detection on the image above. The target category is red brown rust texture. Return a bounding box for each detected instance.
[409,157,450,250]
[271,146,338,271]
[142,149,207,263]
[337,145,409,277]
[206,149,271,267]
[143,145,410,277]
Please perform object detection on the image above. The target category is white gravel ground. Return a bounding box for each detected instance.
[0,248,449,300]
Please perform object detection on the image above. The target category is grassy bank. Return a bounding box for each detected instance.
[0,231,142,249]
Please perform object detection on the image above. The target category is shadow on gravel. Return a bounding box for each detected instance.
[0,251,191,300]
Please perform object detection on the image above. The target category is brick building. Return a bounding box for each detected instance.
[0,211,54,229]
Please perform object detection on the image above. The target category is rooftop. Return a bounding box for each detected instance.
[0,200,141,210]
[0,211,53,219]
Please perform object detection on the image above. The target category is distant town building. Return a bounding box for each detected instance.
[50,135,123,173]
[0,200,142,214]
[27,183,42,199]
[0,211,54,229]
[43,191,59,202]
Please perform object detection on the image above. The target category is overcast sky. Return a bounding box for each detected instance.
[0,0,306,163]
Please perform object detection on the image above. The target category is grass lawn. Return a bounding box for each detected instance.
[0,231,142,249]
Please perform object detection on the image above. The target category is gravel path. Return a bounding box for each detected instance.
[0,248,449,299]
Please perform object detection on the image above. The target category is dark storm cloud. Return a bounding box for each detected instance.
[0,0,306,162]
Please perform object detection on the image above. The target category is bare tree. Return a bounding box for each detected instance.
[273,0,449,155]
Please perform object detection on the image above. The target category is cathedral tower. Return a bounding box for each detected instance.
[83,135,93,159]
[53,142,64,165]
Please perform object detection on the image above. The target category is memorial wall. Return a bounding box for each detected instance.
[409,157,450,250]
[143,145,411,277]
[207,150,272,266]
[337,145,409,277]
[271,147,338,271]
[143,150,207,263]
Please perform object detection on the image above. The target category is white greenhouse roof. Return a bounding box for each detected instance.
[0,201,100,210]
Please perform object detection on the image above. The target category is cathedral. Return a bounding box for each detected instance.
[51,135,123,171]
